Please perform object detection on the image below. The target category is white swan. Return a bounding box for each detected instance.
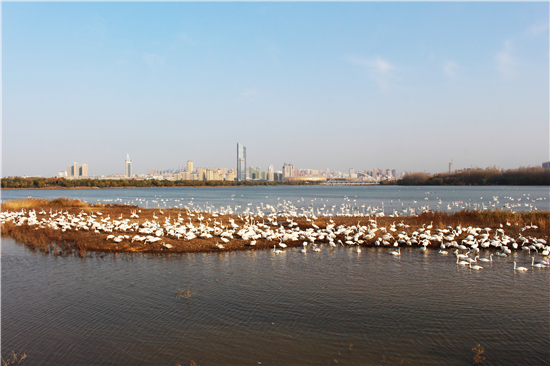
[469,262,483,270]
[477,254,493,262]
[514,262,528,271]
[389,248,400,256]
[531,257,546,268]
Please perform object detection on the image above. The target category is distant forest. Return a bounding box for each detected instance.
[397,167,549,186]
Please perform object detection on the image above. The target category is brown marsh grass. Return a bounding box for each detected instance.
[0,197,93,211]
[1,199,548,256]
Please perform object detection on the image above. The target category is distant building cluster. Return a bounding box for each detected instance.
[142,160,237,182]
[59,162,88,178]
[543,162,550,169]
[57,145,403,182]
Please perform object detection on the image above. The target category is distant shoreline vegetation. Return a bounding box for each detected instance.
[395,167,549,186]
[1,178,310,189]
[1,167,548,189]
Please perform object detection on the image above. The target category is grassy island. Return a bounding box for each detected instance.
[1,198,548,257]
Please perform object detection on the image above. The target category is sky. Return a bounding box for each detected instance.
[2,2,549,177]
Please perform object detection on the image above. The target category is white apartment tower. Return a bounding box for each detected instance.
[125,154,132,178]
[283,163,294,178]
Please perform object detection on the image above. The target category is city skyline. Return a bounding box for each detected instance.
[2,2,548,177]
[47,149,541,184]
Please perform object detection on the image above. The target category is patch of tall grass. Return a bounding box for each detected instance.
[1,198,90,211]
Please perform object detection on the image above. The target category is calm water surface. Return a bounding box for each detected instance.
[1,186,548,215]
[2,237,549,365]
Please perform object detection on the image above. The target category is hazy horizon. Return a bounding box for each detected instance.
[2,2,549,177]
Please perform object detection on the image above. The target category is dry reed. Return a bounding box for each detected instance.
[1,351,27,366]
[1,199,548,255]
[472,344,485,364]
[0,197,90,211]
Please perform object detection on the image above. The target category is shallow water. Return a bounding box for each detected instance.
[2,237,549,365]
[1,185,548,216]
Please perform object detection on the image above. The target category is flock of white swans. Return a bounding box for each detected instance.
[97,192,546,218]
[0,201,548,272]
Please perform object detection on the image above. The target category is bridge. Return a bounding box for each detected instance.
[321,177,379,186]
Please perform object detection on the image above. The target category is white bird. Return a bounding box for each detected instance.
[531,257,546,268]
[514,262,528,271]
[389,248,401,256]
[469,262,483,270]
[477,254,493,262]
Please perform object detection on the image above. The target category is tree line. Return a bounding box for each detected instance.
[397,167,549,186]
[1,177,311,189]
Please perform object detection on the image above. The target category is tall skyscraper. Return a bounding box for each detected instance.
[283,163,294,178]
[125,154,132,178]
[237,143,246,181]
[187,160,193,173]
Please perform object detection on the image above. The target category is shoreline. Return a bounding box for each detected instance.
[1,198,548,256]
[3,183,550,191]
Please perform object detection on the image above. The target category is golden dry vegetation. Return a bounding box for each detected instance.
[1,198,548,257]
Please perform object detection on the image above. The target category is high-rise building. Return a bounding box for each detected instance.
[67,162,87,178]
[543,162,550,169]
[237,143,246,181]
[283,163,294,178]
[125,154,132,178]
[249,166,261,180]
[187,160,193,173]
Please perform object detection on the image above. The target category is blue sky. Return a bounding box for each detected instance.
[2,2,548,177]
